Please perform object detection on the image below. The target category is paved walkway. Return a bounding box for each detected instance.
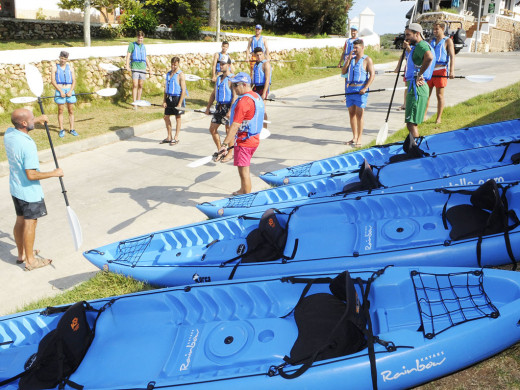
[1,52,519,315]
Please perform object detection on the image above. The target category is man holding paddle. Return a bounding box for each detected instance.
[162,57,187,145]
[125,30,154,105]
[425,21,455,124]
[4,109,64,271]
[217,72,265,196]
[404,23,435,139]
[206,58,235,162]
[342,39,375,147]
[246,25,270,75]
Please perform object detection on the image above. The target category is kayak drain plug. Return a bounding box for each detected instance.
[224,336,234,344]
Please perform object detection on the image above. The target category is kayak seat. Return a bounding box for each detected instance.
[388,134,427,163]
[341,159,380,194]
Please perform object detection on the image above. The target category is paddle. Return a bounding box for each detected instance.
[187,128,272,168]
[376,47,407,146]
[99,62,163,77]
[185,74,214,82]
[10,88,117,104]
[319,87,406,99]
[130,100,207,113]
[431,74,495,83]
[310,66,339,69]
[24,64,83,251]
[234,59,296,63]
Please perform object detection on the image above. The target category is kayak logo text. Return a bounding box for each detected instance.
[446,176,504,187]
[192,273,211,283]
[364,224,373,250]
[179,328,200,371]
[380,351,446,382]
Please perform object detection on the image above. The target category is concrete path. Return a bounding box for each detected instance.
[1,52,519,315]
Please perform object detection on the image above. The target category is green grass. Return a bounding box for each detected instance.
[0,47,400,162]
[203,25,330,39]
[0,37,182,51]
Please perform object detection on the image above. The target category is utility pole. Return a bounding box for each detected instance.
[84,0,91,47]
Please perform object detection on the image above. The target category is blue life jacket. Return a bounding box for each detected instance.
[215,52,229,74]
[131,42,146,63]
[251,36,266,53]
[55,63,72,85]
[404,42,436,82]
[230,91,265,141]
[342,38,356,63]
[346,55,368,85]
[253,60,271,86]
[431,37,449,67]
[216,74,233,104]
[165,70,182,96]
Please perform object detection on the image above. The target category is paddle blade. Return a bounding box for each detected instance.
[187,155,213,168]
[465,74,495,83]
[131,100,152,107]
[376,122,389,145]
[25,64,44,97]
[260,128,271,140]
[96,88,118,97]
[99,63,121,72]
[185,74,202,81]
[66,205,83,251]
[10,96,38,104]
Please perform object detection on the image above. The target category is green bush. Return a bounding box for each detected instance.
[97,25,124,39]
[121,7,158,36]
[172,16,202,40]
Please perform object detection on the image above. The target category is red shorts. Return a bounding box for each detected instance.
[234,145,257,167]
[253,85,269,98]
[428,68,448,89]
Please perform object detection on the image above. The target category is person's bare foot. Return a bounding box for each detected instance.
[16,249,40,264]
[232,190,244,196]
[24,258,52,271]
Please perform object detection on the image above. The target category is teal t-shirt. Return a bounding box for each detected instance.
[128,42,147,70]
[4,127,45,202]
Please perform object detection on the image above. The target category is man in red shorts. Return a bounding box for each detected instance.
[218,72,265,196]
[425,21,455,124]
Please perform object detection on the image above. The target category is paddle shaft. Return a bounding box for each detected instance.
[136,102,205,113]
[384,47,406,122]
[37,98,70,206]
[320,88,389,99]
[40,91,109,100]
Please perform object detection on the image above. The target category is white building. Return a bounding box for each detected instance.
[349,7,380,48]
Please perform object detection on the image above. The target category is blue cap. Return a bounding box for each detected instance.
[230,72,251,84]
[350,25,358,30]
[255,24,262,30]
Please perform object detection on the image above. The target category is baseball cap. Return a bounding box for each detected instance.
[350,25,358,31]
[59,50,69,58]
[407,23,424,38]
[230,72,251,84]
[255,24,262,30]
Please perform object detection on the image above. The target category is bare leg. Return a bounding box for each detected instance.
[163,115,172,141]
[57,104,65,130]
[407,122,420,138]
[137,79,145,101]
[355,106,364,145]
[424,86,434,122]
[67,103,75,130]
[221,123,234,162]
[14,215,25,261]
[209,122,221,149]
[237,165,252,194]
[132,79,139,102]
[174,115,181,141]
[348,105,357,143]
[23,219,38,266]
[435,87,445,124]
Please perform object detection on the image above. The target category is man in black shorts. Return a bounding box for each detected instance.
[161,57,187,145]
[4,108,64,270]
[205,58,236,162]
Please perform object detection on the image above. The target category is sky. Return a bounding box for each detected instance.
[349,0,416,35]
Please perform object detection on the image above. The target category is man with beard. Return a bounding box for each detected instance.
[404,23,435,138]
[4,109,64,271]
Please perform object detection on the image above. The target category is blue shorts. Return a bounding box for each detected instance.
[346,86,369,109]
[54,88,77,105]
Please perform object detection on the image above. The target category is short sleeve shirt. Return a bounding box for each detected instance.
[4,127,44,202]
[233,92,260,148]
[128,42,147,70]
[412,40,431,67]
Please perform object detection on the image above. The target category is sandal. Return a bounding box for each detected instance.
[232,191,243,196]
[170,139,179,145]
[220,155,233,163]
[344,140,354,145]
[159,138,171,144]
[396,105,405,111]
[24,258,52,271]
[16,249,40,264]
[353,142,362,148]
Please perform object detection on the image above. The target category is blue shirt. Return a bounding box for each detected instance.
[4,127,44,202]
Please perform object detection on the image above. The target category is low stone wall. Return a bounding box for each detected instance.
[0,48,308,114]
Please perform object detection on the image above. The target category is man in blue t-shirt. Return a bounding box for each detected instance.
[4,108,64,271]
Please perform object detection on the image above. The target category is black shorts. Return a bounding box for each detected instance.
[164,95,185,116]
[12,196,47,220]
[211,103,231,125]
[253,85,269,98]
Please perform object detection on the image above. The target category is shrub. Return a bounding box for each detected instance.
[121,6,158,36]
[172,16,202,40]
[97,24,124,39]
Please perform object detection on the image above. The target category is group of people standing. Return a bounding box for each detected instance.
[339,20,455,143]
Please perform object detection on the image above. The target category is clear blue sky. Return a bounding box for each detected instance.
[349,0,415,35]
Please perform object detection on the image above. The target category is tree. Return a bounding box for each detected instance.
[144,0,206,26]
[209,0,217,28]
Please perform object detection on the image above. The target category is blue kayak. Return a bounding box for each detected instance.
[260,118,520,186]
[1,266,520,390]
[83,179,520,287]
[197,140,520,218]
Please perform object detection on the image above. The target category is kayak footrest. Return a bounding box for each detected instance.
[411,269,499,339]
[287,162,312,177]
[113,234,154,267]
[224,193,258,208]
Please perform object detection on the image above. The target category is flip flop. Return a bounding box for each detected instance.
[159,138,171,144]
[353,143,362,148]
[232,191,243,196]
[344,140,354,145]
[220,155,233,163]
[16,249,40,264]
[24,258,52,271]
[170,139,179,145]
